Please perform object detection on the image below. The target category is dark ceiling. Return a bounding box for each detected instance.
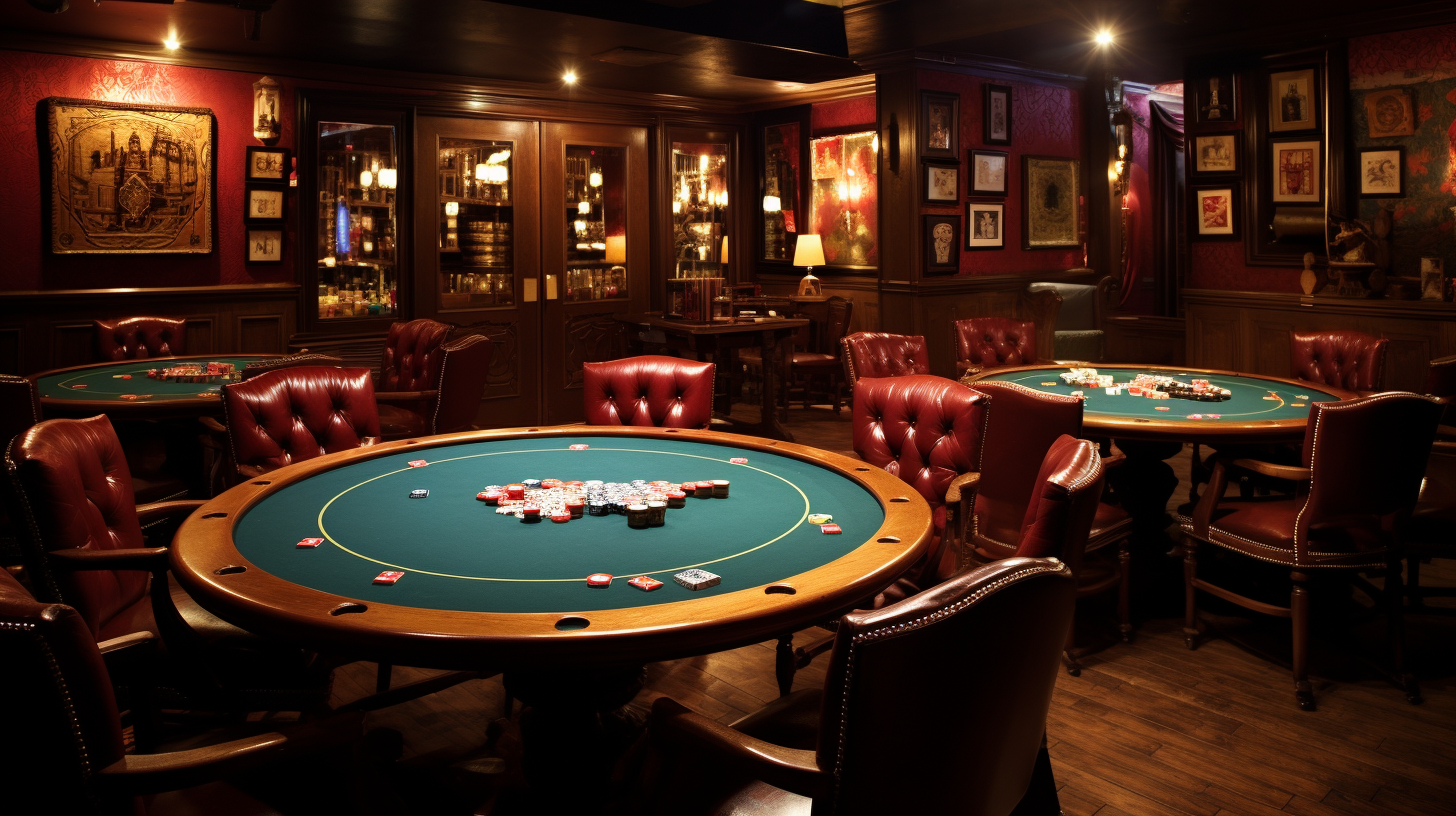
[7,0,1456,101]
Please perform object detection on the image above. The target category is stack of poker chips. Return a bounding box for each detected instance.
[1127,373,1231,402]
[476,477,729,526]
[1059,368,1111,388]
[148,362,240,383]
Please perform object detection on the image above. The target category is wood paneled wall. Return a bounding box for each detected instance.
[1184,289,1455,392]
[0,283,300,375]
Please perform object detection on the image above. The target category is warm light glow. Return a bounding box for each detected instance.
[1108,164,1120,182]
[563,71,577,84]
[605,235,627,264]
[872,133,879,153]
[721,236,729,265]
[163,35,180,50]
[588,171,602,187]
[578,201,591,214]
[1118,144,1128,159]
[793,234,826,268]
[762,195,782,213]
[672,200,682,214]
[718,191,728,207]
[1095,29,1114,46]
[362,240,374,253]
[591,241,606,251]
[359,170,373,188]
[699,154,709,173]
[444,201,459,216]
[574,219,588,234]
[475,163,489,181]
[378,168,397,189]
[837,179,849,200]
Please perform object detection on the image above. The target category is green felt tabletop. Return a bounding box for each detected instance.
[977,366,1342,425]
[36,356,267,403]
[232,435,886,614]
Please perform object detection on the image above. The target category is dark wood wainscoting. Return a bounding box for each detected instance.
[1107,315,1187,367]
[0,284,300,375]
[1184,289,1456,392]
[756,273,880,335]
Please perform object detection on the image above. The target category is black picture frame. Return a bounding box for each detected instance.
[244,184,287,223]
[1268,67,1319,133]
[1020,155,1079,250]
[1189,71,1239,130]
[983,84,1012,145]
[922,159,960,205]
[1191,134,1238,175]
[1358,147,1404,198]
[968,149,1008,195]
[923,214,960,274]
[965,200,1004,250]
[1191,186,1240,241]
[245,227,284,264]
[246,145,290,183]
[919,91,960,158]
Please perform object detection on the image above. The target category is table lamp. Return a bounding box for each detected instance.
[794,234,825,297]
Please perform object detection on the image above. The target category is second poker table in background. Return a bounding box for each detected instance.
[32,354,275,417]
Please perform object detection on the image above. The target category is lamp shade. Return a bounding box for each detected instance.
[793,234,825,267]
[605,235,627,264]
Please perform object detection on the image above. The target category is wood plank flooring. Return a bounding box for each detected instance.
[320,402,1456,816]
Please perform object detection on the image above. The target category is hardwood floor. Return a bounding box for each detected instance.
[315,400,1455,816]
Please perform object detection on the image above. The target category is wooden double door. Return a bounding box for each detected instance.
[413,117,649,427]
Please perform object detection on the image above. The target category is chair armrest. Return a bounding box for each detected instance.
[944,471,980,506]
[375,389,439,404]
[94,712,364,796]
[1229,458,1312,482]
[650,698,831,800]
[98,630,156,657]
[944,472,980,572]
[198,416,226,434]
[49,547,169,571]
[135,500,207,526]
[1101,441,1126,469]
[792,633,834,670]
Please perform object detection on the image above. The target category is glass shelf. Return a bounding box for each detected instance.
[315,122,399,320]
[562,144,628,302]
[437,137,514,309]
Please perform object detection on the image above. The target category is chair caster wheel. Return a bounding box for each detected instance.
[1407,693,1424,705]
[1182,635,1197,650]
[1298,699,1316,712]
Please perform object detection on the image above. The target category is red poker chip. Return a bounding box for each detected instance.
[628,575,664,591]
[820,524,842,534]
[296,537,324,548]
[71,384,87,389]
[551,513,571,523]
[569,444,590,450]
[730,457,748,465]
[587,573,613,587]
[408,459,428,468]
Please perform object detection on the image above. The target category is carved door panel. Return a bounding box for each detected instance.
[540,122,650,425]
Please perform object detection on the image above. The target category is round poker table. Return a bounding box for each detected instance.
[171,426,931,670]
[32,354,275,417]
[970,364,1354,442]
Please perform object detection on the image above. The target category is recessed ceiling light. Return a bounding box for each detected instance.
[1094,30,1114,46]
[562,71,578,84]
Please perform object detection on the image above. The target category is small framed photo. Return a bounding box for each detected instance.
[245,184,287,222]
[965,201,1004,249]
[1420,257,1444,301]
[983,84,1012,145]
[246,146,290,183]
[920,91,960,158]
[923,160,960,205]
[968,149,1008,195]
[1193,187,1238,239]
[923,214,960,275]
[1271,140,1320,203]
[1359,148,1404,197]
[1363,88,1416,138]
[1191,71,1238,128]
[1192,134,1237,174]
[245,228,283,264]
[1269,68,1318,133]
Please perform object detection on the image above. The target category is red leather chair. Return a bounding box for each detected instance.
[241,351,345,380]
[93,317,187,361]
[968,381,1133,672]
[649,557,1077,816]
[374,318,451,440]
[953,317,1038,376]
[0,374,42,567]
[1406,354,1456,610]
[1182,392,1442,709]
[5,415,328,712]
[582,355,715,429]
[222,367,381,482]
[1290,329,1388,394]
[840,332,929,391]
[0,568,359,816]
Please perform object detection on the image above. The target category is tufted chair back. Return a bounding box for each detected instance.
[241,351,344,380]
[93,316,186,361]
[223,367,381,479]
[852,376,987,539]
[4,415,148,639]
[817,557,1075,816]
[1012,435,1105,577]
[840,332,930,390]
[1289,330,1388,393]
[433,334,495,435]
[379,318,453,392]
[953,317,1038,374]
[0,569,131,816]
[583,355,715,429]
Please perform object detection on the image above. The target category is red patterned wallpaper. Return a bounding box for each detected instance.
[917,69,1083,275]
[1189,243,1302,292]
[0,50,295,291]
[1349,22,1456,83]
[811,96,876,132]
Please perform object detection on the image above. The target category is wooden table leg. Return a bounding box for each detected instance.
[757,329,795,443]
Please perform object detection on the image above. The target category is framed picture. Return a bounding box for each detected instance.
[245,228,283,264]
[968,149,1008,195]
[1192,134,1237,174]
[1191,72,1238,128]
[1021,156,1079,249]
[923,214,959,274]
[1363,88,1416,139]
[1359,147,1404,197]
[983,84,1012,145]
[246,146,290,183]
[245,185,287,222]
[920,91,959,158]
[45,97,215,255]
[810,135,843,180]
[923,160,960,205]
[1269,68,1317,132]
[1271,140,1320,203]
[1193,187,1238,239]
[965,201,1004,249]
[1421,258,1445,301]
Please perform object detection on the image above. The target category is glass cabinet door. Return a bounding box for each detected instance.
[315,122,399,321]
[670,141,730,280]
[563,144,628,302]
[762,122,799,262]
[437,137,514,310]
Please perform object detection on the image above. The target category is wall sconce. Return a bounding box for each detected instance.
[252,75,281,143]
[359,169,373,188]
[444,201,459,216]
[578,201,591,215]
[589,171,603,187]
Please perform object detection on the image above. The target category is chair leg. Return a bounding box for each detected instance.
[1117,539,1133,643]
[1182,536,1201,650]
[1062,623,1082,677]
[1386,556,1422,704]
[831,378,843,415]
[775,634,795,697]
[1407,553,1424,611]
[1291,569,1314,711]
[1009,733,1061,816]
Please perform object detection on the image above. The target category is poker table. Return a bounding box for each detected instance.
[31,354,275,418]
[171,426,931,670]
[970,364,1353,443]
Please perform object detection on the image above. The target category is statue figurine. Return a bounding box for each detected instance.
[1326,212,1390,297]
[1300,252,1318,295]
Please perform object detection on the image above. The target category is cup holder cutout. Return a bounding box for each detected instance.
[666,429,679,433]
[765,584,796,596]
[555,616,590,631]
[202,512,228,519]
[890,496,911,503]
[877,536,901,544]
[214,565,246,575]
[330,603,367,616]
[855,467,871,472]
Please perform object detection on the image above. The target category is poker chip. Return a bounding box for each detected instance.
[1155,406,1170,411]
[1188,414,1203,420]
[587,573,612,587]
[1262,396,1280,401]
[373,571,405,585]
[551,513,571,523]
[409,489,429,499]
[569,444,590,450]
[627,575,663,592]
[1296,394,1310,400]
[296,537,324,548]
[807,513,833,525]
[71,384,87,389]
[408,459,428,468]
[120,394,139,400]
[820,524,842,534]
[477,491,500,503]
[1041,381,1057,386]
[1292,403,1306,407]
[673,569,721,590]
[1206,414,1221,419]
[729,457,748,465]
